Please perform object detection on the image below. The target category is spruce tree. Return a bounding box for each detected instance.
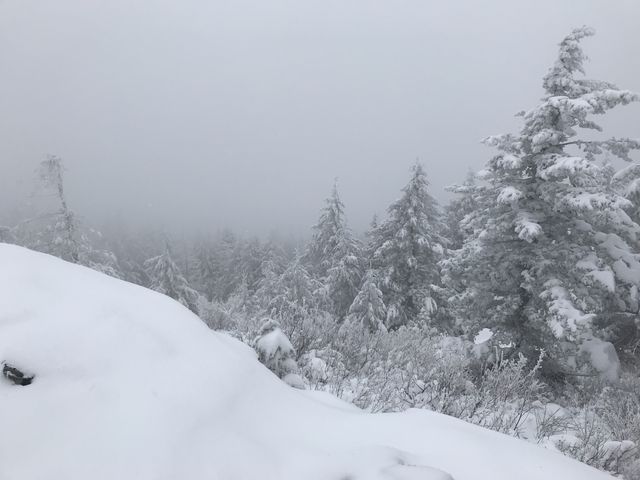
[369,163,444,329]
[346,270,387,332]
[443,27,640,378]
[305,182,363,320]
[194,236,219,301]
[145,244,200,313]
[254,318,304,388]
[20,155,122,277]
[262,254,333,357]
[267,255,323,320]
[305,182,347,278]
[33,155,80,263]
[444,170,478,251]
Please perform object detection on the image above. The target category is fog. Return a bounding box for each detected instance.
[1,0,639,236]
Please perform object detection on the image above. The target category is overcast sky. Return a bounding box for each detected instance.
[1,0,639,236]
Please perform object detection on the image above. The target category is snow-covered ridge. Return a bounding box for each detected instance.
[0,244,613,480]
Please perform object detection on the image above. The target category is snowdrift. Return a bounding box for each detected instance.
[0,244,614,480]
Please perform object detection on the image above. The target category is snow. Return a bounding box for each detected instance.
[587,270,616,293]
[541,280,594,338]
[474,328,494,345]
[537,156,597,180]
[495,153,522,169]
[255,327,294,359]
[594,232,640,285]
[0,244,615,480]
[576,254,616,292]
[497,186,523,204]
[579,337,621,382]
[561,191,632,213]
[472,328,493,358]
[515,212,543,242]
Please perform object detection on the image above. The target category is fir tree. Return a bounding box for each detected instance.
[369,163,444,329]
[444,170,478,251]
[612,163,640,227]
[215,229,242,301]
[443,27,640,378]
[0,226,15,244]
[305,181,347,278]
[346,270,387,332]
[239,237,268,292]
[305,182,363,320]
[263,254,332,357]
[253,318,304,388]
[193,236,219,301]
[19,155,123,277]
[267,255,324,319]
[145,243,200,313]
[32,155,81,263]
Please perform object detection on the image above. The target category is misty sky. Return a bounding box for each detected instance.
[1,0,639,236]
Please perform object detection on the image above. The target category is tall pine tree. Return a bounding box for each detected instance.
[443,27,640,379]
[305,182,363,320]
[443,170,478,251]
[346,269,387,332]
[145,243,200,313]
[369,163,444,329]
[19,155,122,277]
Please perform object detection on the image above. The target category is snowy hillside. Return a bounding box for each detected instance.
[0,244,615,480]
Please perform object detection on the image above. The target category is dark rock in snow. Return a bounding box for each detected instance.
[2,362,34,386]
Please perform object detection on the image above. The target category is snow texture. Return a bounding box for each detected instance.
[0,245,615,480]
[474,328,494,345]
[579,337,621,382]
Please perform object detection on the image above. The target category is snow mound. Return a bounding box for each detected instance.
[0,245,614,480]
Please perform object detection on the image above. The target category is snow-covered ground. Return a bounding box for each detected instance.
[0,244,615,480]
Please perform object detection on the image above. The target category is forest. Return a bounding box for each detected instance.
[2,27,640,479]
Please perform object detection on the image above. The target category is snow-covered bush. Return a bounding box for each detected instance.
[471,352,546,435]
[376,329,475,415]
[274,308,337,362]
[258,256,337,359]
[595,375,640,449]
[527,374,640,477]
[553,408,636,476]
[196,296,237,332]
[253,318,304,388]
[305,325,548,426]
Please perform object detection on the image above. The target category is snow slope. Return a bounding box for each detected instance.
[0,244,614,480]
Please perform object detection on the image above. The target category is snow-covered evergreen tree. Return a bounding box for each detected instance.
[254,318,304,388]
[325,235,363,321]
[346,270,387,332]
[30,155,81,263]
[444,170,478,251]
[443,27,640,378]
[192,230,244,302]
[16,155,123,277]
[369,163,444,329]
[305,182,347,278]
[305,182,363,320]
[214,229,242,301]
[0,226,15,244]
[612,162,640,228]
[262,254,334,358]
[144,244,200,313]
[193,236,219,301]
[238,237,268,292]
[266,255,324,320]
[77,228,123,279]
